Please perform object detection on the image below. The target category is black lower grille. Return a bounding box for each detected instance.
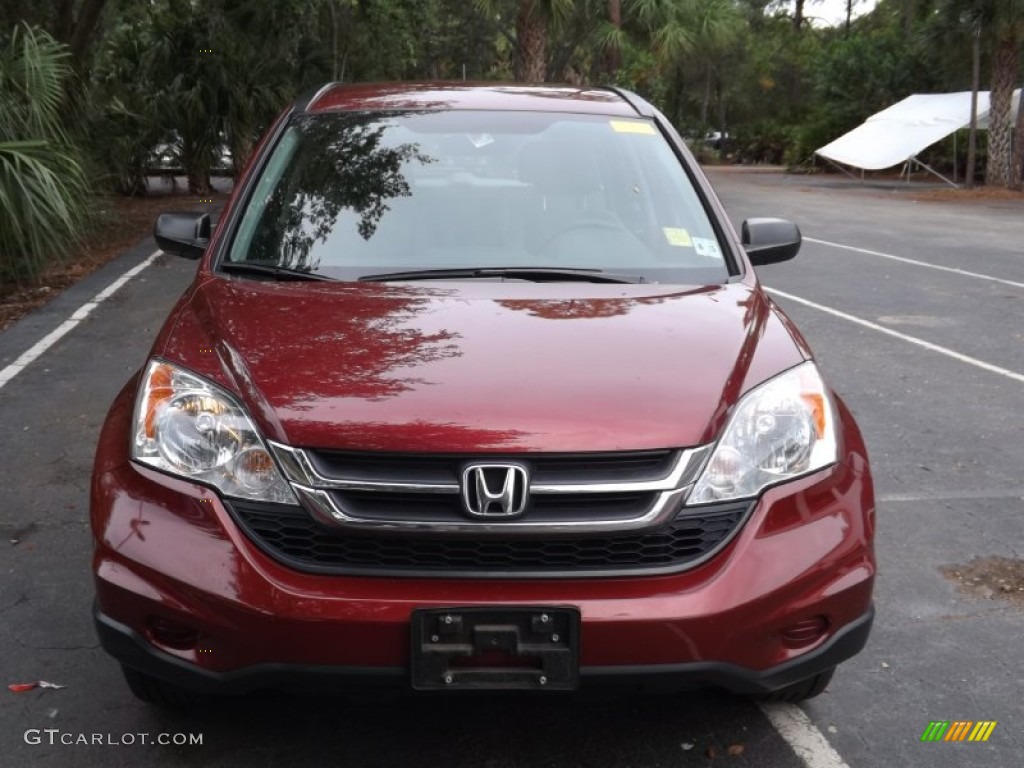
[227,499,752,578]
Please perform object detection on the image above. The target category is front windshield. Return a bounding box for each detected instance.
[226,110,731,284]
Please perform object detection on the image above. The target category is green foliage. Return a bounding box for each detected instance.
[0,25,89,284]
[733,120,797,165]
[90,0,330,194]
[88,23,164,195]
[4,0,1024,218]
[791,20,940,164]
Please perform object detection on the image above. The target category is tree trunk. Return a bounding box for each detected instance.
[54,0,108,70]
[1011,82,1024,190]
[793,0,804,31]
[608,0,622,29]
[515,0,547,83]
[604,0,622,77]
[231,135,255,179]
[183,137,213,195]
[965,28,980,189]
[186,169,213,196]
[54,0,75,41]
[701,68,712,125]
[986,38,1018,188]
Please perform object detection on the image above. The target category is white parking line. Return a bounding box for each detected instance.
[0,250,161,391]
[766,287,1024,384]
[805,237,1024,290]
[760,703,851,768]
[879,489,1024,503]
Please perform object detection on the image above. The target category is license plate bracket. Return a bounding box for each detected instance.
[410,606,580,691]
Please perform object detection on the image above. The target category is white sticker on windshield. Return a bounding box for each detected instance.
[692,237,722,260]
[467,133,494,148]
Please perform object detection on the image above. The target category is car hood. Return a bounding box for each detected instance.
[160,278,807,452]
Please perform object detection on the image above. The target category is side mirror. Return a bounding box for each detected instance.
[741,218,801,266]
[154,212,210,259]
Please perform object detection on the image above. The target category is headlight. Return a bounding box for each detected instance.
[688,362,838,504]
[132,359,296,504]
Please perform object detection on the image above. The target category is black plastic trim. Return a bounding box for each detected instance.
[597,85,655,117]
[208,104,301,274]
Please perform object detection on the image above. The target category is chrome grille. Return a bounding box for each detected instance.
[268,443,713,535]
[310,449,679,485]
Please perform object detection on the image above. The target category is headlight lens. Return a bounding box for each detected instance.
[132,360,296,504]
[688,362,838,504]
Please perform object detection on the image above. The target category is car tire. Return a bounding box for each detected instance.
[755,668,835,703]
[121,665,198,708]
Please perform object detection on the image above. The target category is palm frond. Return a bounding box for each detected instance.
[652,20,698,59]
[594,21,630,53]
[0,140,88,282]
[0,25,89,284]
[0,25,74,144]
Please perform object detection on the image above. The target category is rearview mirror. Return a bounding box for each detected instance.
[154,212,210,259]
[741,218,801,266]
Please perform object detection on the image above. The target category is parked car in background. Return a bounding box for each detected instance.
[144,131,233,176]
[145,135,181,174]
[704,130,733,152]
[92,83,875,706]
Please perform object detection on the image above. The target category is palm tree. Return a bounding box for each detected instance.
[206,1,325,174]
[605,0,624,77]
[981,0,1022,188]
[0,25,89,283]
[629,0,741,68]
[517,0,579,81]
[476,0,576,82]
[143,2,222,194]
[986,10,1023,188]
[939,0,1024,188]
[90,25,166,196]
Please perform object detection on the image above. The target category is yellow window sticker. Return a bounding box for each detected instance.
[662,227,693,247]
[609,120,656,135]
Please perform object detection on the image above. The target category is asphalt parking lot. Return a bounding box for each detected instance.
[1,168,1021,767]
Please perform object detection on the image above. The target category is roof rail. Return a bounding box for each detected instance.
[597,85,656,118]
[299,82,341,112]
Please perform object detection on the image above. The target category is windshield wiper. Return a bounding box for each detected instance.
[219,262,336,282]
[358,267,644,284]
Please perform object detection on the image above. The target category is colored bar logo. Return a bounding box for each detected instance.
[921,721,997,742]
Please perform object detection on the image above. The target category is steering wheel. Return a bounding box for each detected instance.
[536,218,626,255]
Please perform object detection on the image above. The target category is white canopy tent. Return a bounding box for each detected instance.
[815,90,1021,185]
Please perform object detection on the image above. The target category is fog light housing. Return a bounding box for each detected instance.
[147,616,199,650]
[781,616,829,648]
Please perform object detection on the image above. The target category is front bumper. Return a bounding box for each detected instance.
[91,373,876,696]
[95,602,873,696]
[92,455,875,697]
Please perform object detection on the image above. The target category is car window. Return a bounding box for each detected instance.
[226,110,730,284]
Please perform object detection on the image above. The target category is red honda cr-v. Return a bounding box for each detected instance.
[91,83,875,706]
